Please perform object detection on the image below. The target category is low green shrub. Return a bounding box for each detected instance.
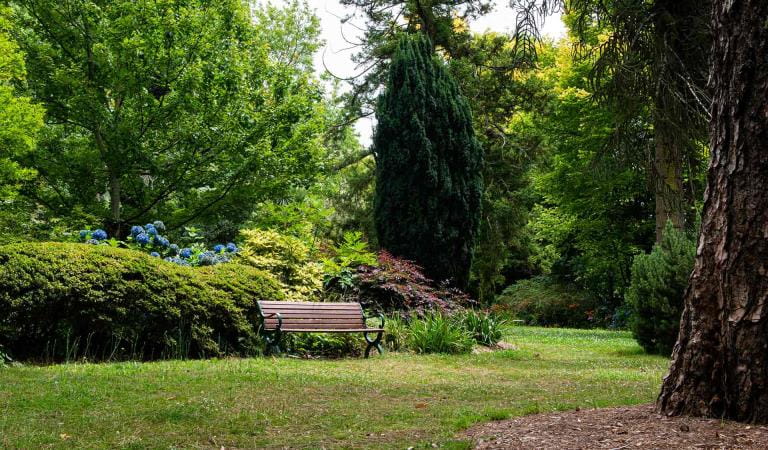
[285,333,364,358]
[458,310,506,346]
[407,314,474,354]
[626,222,695,355]
[0,242,283,362]
[496,276,602,328]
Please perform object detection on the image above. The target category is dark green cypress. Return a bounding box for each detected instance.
[373,34,483,289]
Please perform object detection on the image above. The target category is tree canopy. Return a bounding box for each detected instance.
[9,0,328,235]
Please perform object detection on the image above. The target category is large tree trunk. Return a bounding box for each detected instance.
[657,0,768,423]
[652,122,686,242]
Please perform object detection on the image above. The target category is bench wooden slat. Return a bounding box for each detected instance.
[264,311,362,320]
[264,322,364,330]
[259,305,361,311]
[260,302,359,306]
[259,301,360,307]
[279,328,384,333]
[264,319,365,327]
[264,317,365,323]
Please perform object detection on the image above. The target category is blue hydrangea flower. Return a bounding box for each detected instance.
[130,225,144,237]
[153,235,170,248]
[145,224,158,236]
[92,229,108,241]
[153,220,166,232]
[180,248,192,259]
[169,244,180,255]
[136,232,150,245]
[214,254,231,264]
[79,230,89,239]
[150,252,160,257]
[226,242,237,253]
[213,244,224,253]
[170,257,191,266]
[198,251,215,266]
[86,238,99,245]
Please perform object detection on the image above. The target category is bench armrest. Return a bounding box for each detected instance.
[261,312,283,330]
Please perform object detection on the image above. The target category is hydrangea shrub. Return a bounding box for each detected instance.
[76,220,238,267]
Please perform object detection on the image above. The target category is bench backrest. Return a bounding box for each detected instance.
[257,301,365,331]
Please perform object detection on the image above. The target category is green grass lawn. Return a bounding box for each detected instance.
[0,327,668,449]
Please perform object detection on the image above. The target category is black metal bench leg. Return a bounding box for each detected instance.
[265,330,282,356]
[364,331,384,358]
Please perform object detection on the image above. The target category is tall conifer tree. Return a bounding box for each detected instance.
[373,34,482,289]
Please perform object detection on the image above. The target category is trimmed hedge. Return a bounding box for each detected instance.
[0,242,283,362]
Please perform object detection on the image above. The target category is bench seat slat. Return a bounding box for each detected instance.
[264,322,365,328]
[260,303,360,308]
[264,322,364,329]
[261,312,364,319]
[259,301,359,306]
[278,328,384,333]
[264,318,365,323]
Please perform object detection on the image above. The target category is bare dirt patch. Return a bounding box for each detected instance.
[462,403,768,449]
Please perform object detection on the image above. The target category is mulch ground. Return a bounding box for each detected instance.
[462,404,768,449]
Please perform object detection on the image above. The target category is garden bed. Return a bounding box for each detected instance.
[463,403,768,449]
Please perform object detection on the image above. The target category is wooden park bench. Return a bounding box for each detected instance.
[256,301,385,358]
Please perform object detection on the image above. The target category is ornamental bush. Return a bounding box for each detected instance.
[0,242,282,362]
[238,228,323,301]
[407,313,474,354]
[496,276,602,328]
[349,251,473,315]
[626,222,696,355]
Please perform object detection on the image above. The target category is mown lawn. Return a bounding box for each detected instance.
[0,327,668,449]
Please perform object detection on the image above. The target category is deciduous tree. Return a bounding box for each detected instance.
[10,0,326,235]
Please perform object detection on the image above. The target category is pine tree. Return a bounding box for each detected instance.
[373,34,483,289]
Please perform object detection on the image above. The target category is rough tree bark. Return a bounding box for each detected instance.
[657,0,768,422]
[652,123,686,242]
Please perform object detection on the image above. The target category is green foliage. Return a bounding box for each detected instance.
[0,345,11,367]
[9,0,327,230]
[382,314,410,352]
[373,34,483,289]
[238,228,323,301]
[497,276,604,328]
[451,33,547,304]
[520,42,655,314]
[250,193,334,248]
[458,310,505,346]
[407,313,475,355]
[0,242,283,362]
[322,231,377,290]
[0,7,43,201]
[627,222,696,355]
[284,333,364,358]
